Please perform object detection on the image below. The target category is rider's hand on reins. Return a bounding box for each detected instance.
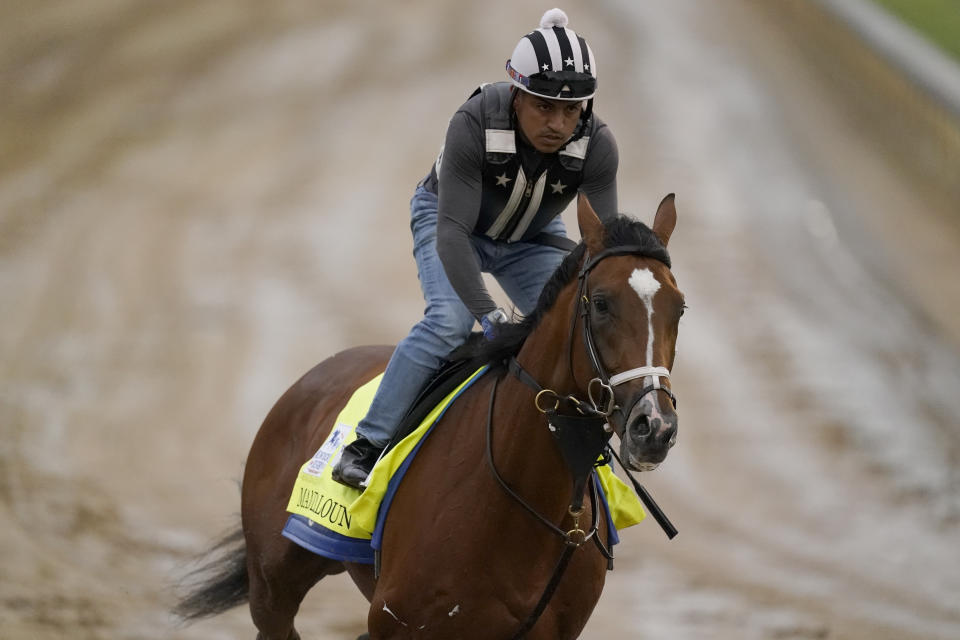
[481,308,509,341]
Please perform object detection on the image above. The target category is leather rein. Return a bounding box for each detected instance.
[487,244,679,639]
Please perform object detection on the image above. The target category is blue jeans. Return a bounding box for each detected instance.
[356,184,569,447]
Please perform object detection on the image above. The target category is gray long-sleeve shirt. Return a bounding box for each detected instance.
[423,86,619,319]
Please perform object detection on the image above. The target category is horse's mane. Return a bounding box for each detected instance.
[449,214,670,368]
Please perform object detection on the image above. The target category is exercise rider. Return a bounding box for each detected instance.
[332,8,620,488]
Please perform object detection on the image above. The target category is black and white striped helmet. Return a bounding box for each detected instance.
[506,8,597,101]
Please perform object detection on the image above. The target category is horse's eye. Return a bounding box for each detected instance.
[593,296,609,313]
[679,304,688,317]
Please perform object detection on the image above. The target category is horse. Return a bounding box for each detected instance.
[175,193,684,639]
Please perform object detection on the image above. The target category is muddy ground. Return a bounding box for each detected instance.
[2,1,959,638]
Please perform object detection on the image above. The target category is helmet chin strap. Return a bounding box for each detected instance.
[568,97,593,144]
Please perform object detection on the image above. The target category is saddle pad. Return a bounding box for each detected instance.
[282,366,646,563]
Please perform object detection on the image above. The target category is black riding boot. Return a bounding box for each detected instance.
[331,437,383,489]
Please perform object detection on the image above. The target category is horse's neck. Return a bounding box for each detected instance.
[489,296,581,495]
[514,288,579,394]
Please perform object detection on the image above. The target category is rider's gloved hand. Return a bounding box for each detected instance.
[480,308,510,341]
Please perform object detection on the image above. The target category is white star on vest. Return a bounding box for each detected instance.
[541,63,550,71]
[496,173,512,187]
[551,179,567,194]
[565,57,574,67]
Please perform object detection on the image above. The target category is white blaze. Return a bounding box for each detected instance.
[629,268,661,368]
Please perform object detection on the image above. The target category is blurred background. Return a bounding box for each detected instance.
[2,1,959,638]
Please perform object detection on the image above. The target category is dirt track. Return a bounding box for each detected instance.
[2,2,959,639]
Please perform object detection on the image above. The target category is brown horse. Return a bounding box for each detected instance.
[175,194,684,639]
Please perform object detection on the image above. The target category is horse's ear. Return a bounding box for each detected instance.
[577,193,605,254]
[652,193,677,247]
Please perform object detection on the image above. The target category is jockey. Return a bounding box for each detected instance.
[333,8,619,488]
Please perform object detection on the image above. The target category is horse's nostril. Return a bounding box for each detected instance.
[632,415,652,438]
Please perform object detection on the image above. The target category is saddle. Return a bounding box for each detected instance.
[384,354,487,455]
[281,361,491,563]
[281,351,646,565]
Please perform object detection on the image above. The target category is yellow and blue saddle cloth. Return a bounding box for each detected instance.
[282,366,646,563]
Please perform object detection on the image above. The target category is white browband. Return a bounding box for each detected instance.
[609,366,670,388]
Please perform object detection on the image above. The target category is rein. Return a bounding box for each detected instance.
[487,244,679,639]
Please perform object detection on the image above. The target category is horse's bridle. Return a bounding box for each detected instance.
[570,244,677,417]
[518,244,678,420]
[506,242,680,535]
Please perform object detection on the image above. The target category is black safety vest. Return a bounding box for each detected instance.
[432,82,597,243]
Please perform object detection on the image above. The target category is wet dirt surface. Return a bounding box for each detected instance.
[2,1,959,639]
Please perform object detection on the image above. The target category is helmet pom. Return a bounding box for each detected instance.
[539,8,569,29]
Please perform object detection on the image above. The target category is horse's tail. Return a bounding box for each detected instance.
[173,525,249,622]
